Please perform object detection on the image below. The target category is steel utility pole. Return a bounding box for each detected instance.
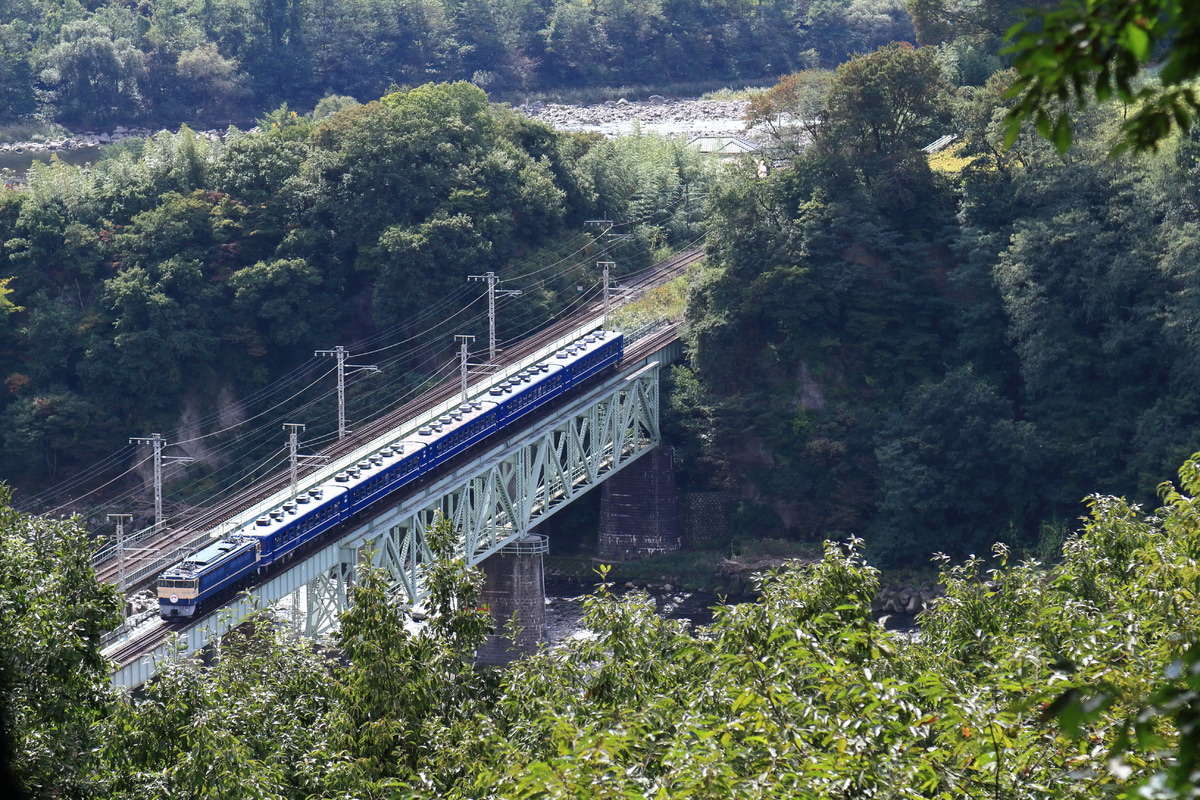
[315,346,380,439]
[468,272,522,363]
[597,261,615,326]
[283,423,305,502]
[456,335,475,406]
[107,513,132,593]
[129,434,193,532]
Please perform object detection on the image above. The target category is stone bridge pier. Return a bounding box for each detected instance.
[475,534,548,666]
[597,446,681,560]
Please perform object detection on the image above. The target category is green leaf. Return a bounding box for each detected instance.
[1122,23,1151,61]
[1036,108,1053,140]
[1052,113,1074,151]
[1042,688,1084,735]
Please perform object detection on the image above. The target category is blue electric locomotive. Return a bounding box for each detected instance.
[158,330,623,619]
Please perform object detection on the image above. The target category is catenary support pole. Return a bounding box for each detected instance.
[107,513,132,594]
[597,261,615,326]
[316,347,380,439]
[130,434,192,531]
[284,423,306,502]
[456,335,475,406]
[469,272,522,363]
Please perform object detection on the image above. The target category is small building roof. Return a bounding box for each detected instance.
[921,134,957,154]
[688,135,761,156]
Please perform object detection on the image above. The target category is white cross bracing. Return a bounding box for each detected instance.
[362,360,660,612]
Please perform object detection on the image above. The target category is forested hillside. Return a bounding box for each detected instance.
[5,0,1200,570]
[7,2,1200,796]
[674,45,1200,564]
[0,82,714,514]
[2,0,915,127]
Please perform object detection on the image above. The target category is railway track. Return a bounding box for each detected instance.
[104,617,170,668]
[93,245,702,594]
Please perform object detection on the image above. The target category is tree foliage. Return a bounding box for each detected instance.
[0,81,714,511]
[0,488,121,800]
[0,0,928,126]
[10,450,1200,798]
[1003,0,1200,154]
[671,45,1200,562]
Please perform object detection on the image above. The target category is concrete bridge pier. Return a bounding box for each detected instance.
[597,446,681,561]
[475,534,549,666]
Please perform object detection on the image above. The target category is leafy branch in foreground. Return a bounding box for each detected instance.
[1003,0,1200,154]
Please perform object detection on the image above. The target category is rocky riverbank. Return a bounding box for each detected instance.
[549,550,943,623]
[520,95,752,138]
[1,96,751,162]
[0,125,230,156]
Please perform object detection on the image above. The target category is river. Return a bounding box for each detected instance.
[544,576,737,647]
[0,97,754,181]
[0,145,101,176]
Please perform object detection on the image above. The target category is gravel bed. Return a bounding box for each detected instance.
[520,96,753,138]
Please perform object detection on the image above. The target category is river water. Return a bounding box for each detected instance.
[544,576,735,647]
[0,146,101,176]
[543,578,919,648]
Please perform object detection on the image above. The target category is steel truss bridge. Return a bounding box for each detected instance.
[106,317,678,688]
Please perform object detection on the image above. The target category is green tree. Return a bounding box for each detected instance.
[370,212,492,329]
[328,514,493,792]
[870,368,1043,564]
[819,42,953,162]
[0,24,36,121]
[541,0,612,86]
[171,42,247,120]
[0,391,120,481]
[100,617,338,799]
[228,257,324,348]
[908,0,1039,43]
[1004,0,1200,153]
[38,18,147,127]
[744,70,833,158]
[0,487,121,799]
[99,256,222,402]
[312,93,359,119]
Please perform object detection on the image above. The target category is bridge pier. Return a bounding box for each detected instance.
[597,446,681,560]
[475,534,548,666]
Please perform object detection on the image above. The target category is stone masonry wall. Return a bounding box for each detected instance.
[597,446,681,561]
[475,535,548,667]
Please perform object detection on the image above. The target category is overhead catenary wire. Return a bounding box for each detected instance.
[23,299,483,512]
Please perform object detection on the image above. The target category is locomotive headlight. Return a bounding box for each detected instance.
[170,594,178,603]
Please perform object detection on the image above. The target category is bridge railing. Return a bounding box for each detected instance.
[623,317,670,347]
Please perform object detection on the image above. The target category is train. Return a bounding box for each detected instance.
[157,329,624,620]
